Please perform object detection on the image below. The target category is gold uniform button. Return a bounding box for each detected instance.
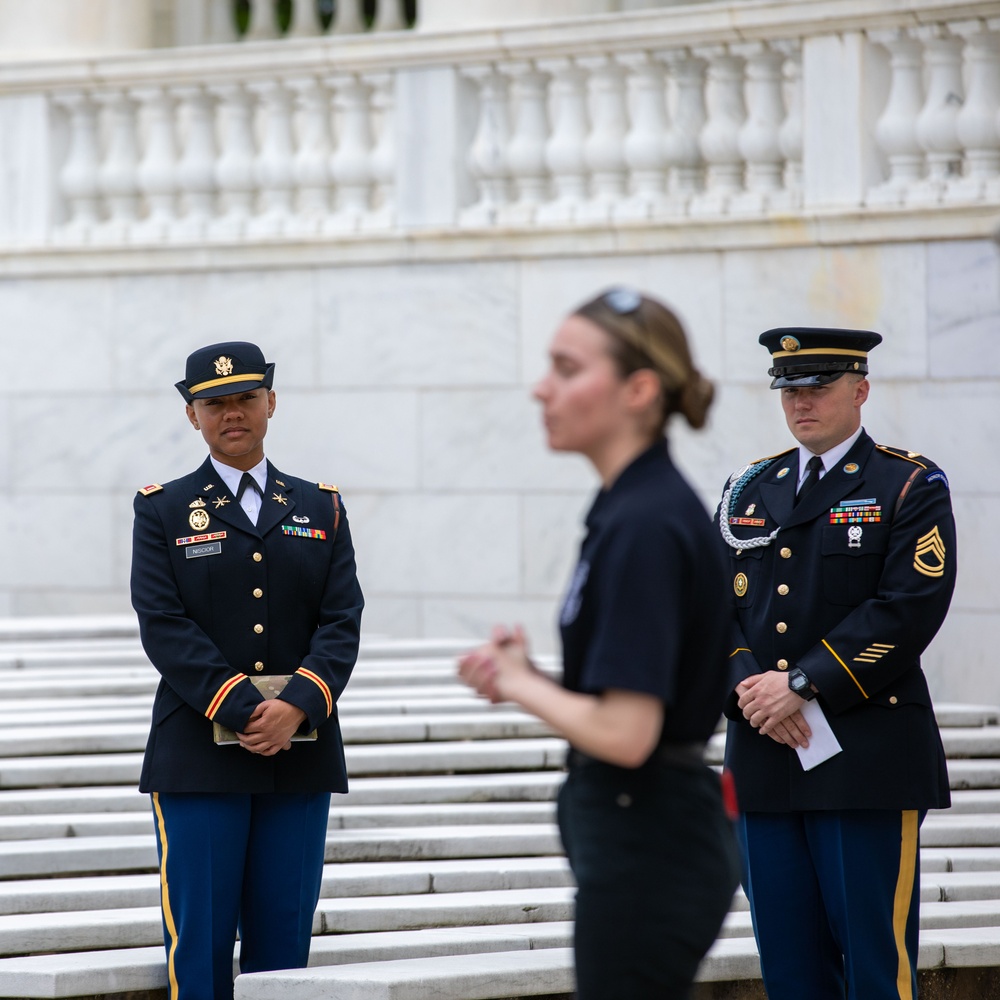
[253,588,263,598]
[777,659,789,670]
[777,584,789,596]
[889,696,898,705]
[253,552,263,562]
[254,661,264,672]
[253,624,264,634]
[776,622,787,634]
[780,547,792,559]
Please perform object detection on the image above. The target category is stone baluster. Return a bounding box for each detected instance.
[96,89,140,243]
[691,46,746,216]
[173,85,218,240]
[660,49,707,213]
[249,80,296,235]
[131,86,178,243]
[617,51,669,220]
[867,30,926,206]
[733,42,786,214]
[287,0,323,38]
[56,90,102,243]
[537,58,589,223]
[910,26,965,205]
[332,0,365,34]
[776,42,803,206]
[365,71,397,230]
[579,55,629,222]
[211,83,258,239]
[499,60,551,225]
[373,0,407,32]
[947,21,1000,203]
[244,0,278,41]
[460,65,512,227]
[287,76,332,233]
[327,73,374,232]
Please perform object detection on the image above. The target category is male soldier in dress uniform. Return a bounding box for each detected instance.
[718,328,955,1000]
[131,342,364,1000]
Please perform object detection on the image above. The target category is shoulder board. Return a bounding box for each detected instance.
[726,448,794,486]
[137,484,163,496]
[318,482,339,493]
[875,445,929,469]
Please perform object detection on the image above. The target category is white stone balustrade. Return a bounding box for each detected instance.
[3,0,1000,247]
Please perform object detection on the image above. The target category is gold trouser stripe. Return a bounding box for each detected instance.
[188,372,265,394]
[822,639,869,698]
[152,793,180,1000]
[893,810,920,1000]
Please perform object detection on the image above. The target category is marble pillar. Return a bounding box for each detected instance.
[0,0,155,57]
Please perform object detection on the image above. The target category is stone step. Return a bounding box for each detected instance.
[0,888,578,957]
[941,728,1000,758]
[0,857,577,916]
[0,739,568,789]
[922,814,1000,848]
[0,714,558,758]
[0,824,565,879]
[0,772,564,817]
[943,759,1000,789]
[0,801,557,842]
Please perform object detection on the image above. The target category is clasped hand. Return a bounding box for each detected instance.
[237,698,307,756]
[457,625,536,704]
[737,672,812,749]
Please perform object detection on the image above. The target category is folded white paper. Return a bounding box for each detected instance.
[795,699,843,771]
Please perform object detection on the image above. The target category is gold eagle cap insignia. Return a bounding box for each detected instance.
[214,356,234,377]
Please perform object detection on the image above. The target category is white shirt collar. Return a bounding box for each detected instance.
[210,455,268,496]
[798,426,863,486]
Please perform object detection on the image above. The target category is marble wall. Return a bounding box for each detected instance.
[1,234,996,701]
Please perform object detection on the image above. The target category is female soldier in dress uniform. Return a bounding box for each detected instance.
[458,290,740,999]
[130,342,364,1000]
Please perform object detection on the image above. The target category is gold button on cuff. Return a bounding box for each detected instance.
[777,584,789,596]
[889,696,898,705]
[777,659,789,670]
[254,661,264,672]
[253,624,264,634]
[776,622,788,634]
[253,588,263,598]
[252,552,263,562]
[780,547,792,559]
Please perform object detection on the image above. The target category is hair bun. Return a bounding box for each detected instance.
[678,371,714,430]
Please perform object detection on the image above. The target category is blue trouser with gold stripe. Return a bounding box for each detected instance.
[151,791,330,1000]
[739,809,923,1000]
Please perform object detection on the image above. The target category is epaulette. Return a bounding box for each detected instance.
[318,483,339,493]
[726,447,795,486]
[137,484,163,496]
[875,445,929,470]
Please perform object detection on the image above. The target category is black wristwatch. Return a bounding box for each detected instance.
[788,668,817,701]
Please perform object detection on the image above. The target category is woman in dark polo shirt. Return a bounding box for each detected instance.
[458,289,740,999]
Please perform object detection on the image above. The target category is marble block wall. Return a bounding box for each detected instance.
[0,235,996,702]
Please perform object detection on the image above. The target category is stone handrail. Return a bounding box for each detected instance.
[0,0,998,247]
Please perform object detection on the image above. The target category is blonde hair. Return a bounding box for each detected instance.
[574,289,715,432]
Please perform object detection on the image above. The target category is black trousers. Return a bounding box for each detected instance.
[557,755,740,1000]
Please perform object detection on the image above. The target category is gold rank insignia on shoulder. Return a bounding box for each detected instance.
[318,483,339,493]
[189,498,207,509]
[914,525,946,578]
[138,484,163,496]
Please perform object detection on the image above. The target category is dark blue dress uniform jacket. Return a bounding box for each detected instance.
[131,457,364,794]
[719,431,955,813]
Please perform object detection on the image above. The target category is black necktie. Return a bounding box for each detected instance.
[795,456,823,506]
[236,472,262,502]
